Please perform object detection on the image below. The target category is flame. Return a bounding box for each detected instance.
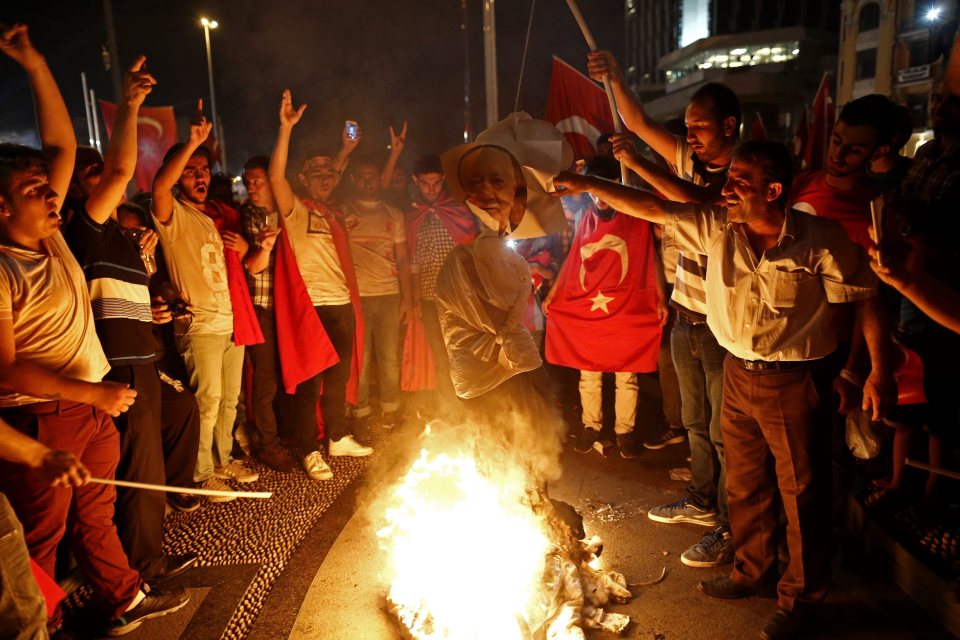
[376,446,552,639]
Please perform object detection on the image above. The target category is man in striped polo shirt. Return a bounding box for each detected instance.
[588,51,739,569]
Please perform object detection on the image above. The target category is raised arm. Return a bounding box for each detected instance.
[152,100,211,224]
[1,24,76,213]
[333,120,361,176]
[381,122,407,190]
[587,50,678,162]
[268,89,307,217]
[553,171,670,224]
[86,56,156,224]
[611,134,725,205]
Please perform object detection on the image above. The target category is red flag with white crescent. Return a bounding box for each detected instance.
[544,56,617,160]
[545,207,661,372]
[99,101,178,193]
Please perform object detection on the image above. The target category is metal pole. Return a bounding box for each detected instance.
[81,72,95,147]
[90,89,103,153]
[202,22,222,171]
[482,0,498,127]
[102,0,123,102]
[461,0,472,143]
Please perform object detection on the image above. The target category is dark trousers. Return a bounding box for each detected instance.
[281,303,355,447]
[159,373,201,490]
[657,315,683,429]
[0,402,140,618]
[722,356,832,613]
[105,364,164,578]
[247,306,282,449]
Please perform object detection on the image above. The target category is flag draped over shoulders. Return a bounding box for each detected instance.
[205,200,263,346]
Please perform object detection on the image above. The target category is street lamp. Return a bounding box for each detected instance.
[199,17,224,170]
[926,6,942,21]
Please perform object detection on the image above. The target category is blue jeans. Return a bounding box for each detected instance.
[356,294,402,417]
[671,318,728,526]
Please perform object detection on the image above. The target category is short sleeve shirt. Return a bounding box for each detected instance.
[790,169,879,251]
[282,199,350,306]
[152,198,233,335]
[0,232,110,406]
[665,206,878,361]
[343,199,405,297]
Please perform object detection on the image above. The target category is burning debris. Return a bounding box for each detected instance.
[375,426,634,640]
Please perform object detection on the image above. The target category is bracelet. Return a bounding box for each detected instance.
[839,368,864,387]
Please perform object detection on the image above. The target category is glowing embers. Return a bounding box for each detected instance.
[376,429,633,639]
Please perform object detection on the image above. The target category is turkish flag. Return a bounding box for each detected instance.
[545,56,617,160]
[749,112,767,140]
[803,73,835,171]
[546,208,661,372]
[99,101,178,193]
[792,106,809,160]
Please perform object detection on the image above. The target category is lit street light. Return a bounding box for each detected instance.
[200,17,225,171]
[926,6,942,21]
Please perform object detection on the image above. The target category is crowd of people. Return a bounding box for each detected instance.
[0,19,958,640]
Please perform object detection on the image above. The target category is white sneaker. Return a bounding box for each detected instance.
[201,477,236,503]
[303,451,333,481]
[328,435,373,457]
[213,461,260,483]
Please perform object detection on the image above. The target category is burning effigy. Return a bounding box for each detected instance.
[375,422,633,640]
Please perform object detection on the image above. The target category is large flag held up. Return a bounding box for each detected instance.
[802,73,835,171]
[544,56,617,160]
[546,208,662,373]
[98,101,178,193]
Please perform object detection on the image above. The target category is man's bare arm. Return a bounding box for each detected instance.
[855,296,892,421]
[0,25,76,213]
[152,99,212,225]
[381,122,407,190]
[553,172,670,224]
[86,56,156,224]
[587,50,678,161]
[269,90,307,217]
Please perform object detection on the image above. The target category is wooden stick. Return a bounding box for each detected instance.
[905,458,960,482]
[89,477,273,499]
[564,0,629,185]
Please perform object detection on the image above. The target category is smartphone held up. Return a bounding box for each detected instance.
[345,120,358,141]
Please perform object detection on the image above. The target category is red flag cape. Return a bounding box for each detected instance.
[201,200,263,346]
[544,56,616,160]
[750,112,767,140]
[546,208,661,372]
[803,73,835,171]
[401,192,477,391]
[300,198,365,404]
[99,101,178,194]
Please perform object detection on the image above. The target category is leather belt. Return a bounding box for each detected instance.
[730,356,813,372]
[675,309,707,326]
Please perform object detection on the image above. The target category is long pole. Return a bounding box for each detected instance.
[102,0,123,102]
[564,0,629,184]
[89,477,273,499]
[482,0,498,127]
[90,89,103,153]
[461,0,472,143]
[81,72,95,147]
[202,22,223,171]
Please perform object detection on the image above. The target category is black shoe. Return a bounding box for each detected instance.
[106,586,190,636]
[616,433,640,459]
[760,608,799,640]
[143,553,198,581]
[573,427,600,453]
[167,493,202,513]
[697,575,758,600]
[644,426,687,450]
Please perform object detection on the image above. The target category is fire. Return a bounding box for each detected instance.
[376,445,552,639]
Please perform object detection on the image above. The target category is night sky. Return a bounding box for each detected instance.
[1,0,623,172]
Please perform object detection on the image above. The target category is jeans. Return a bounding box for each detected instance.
[579,371,638,435]
[671,318,728,526]
[178,332,245,482]
[0,493,48,640]
[658,316,683,429]
[356,295,402,417]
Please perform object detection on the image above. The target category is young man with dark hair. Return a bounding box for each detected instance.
[343,157,413,426]
[556,139,891,640]
[152,104,261,498]
[0,24,188,635]
[588,50,737,568]
[269,90,371,482]
[406,154,478,408]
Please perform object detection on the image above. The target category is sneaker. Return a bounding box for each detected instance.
[106,586,190,636]
[697,575,758,600]
[213,461,259,483]
[573,427,600,453]
[681,527,734,567]
[380,410,399,430]
[303,451,333,480]
[647,497,717,526]
[760,608,800,640]
[328,435,373,457]
[616,432,640,459]
[256,444,295,473]
[201,477,236,503]
[644,426,687,450]
[167,493,202,513]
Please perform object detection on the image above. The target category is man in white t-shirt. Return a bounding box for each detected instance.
[152,112,259,496]
[343,158,413,426]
